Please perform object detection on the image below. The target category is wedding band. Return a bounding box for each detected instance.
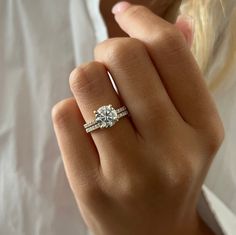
[84,104,129,133]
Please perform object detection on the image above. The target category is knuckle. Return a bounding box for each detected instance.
[156,145,196,191]
[164,159,194,195]
[78,181,106,205]
[116,171,152,201]
[117,177,141,200]
[205,121,225,155]
[69,67,86,93]
[152,27,186,54]
[69,169,104,202]
[116,165,193,202]
[96,38,145,65]
[69,62,102,97]
[51,98,75,127]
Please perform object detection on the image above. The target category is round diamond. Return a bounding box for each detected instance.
[95,105,118,128]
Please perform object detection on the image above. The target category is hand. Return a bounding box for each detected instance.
[52,2,224,235]
[100,0,182,38]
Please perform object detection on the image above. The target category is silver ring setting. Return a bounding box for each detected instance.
[84,104,129,133]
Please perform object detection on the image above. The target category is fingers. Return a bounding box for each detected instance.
[113,3,221,129]
[69,61,138,169]
[94,37,183,139]
[175,14,194,48]
[51,98,100,193]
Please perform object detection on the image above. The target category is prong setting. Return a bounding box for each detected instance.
[84,105,128,133]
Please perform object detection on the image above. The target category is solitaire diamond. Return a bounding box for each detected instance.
[84,105,128,133]
[95,105,118,128]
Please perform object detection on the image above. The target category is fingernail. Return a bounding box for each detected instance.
[177,14,194,31]
[112,1,131,14]
[177,14,195,47]
[185,15,194,34]
[185,15,195,48]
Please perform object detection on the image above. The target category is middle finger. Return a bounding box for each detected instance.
[95,37,183,139]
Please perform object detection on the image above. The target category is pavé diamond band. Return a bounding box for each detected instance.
[84,104,129,133]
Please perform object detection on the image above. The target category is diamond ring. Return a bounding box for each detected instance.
[83,104,129,133]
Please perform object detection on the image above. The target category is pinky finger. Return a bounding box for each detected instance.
[51,98,100,194]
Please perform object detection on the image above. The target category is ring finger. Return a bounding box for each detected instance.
[69,61,138,169]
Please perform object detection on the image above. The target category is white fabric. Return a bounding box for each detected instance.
[0,0,235,234]
[198,186,236,235]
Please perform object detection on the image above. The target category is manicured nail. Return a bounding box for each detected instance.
[176,14,195,48]
[184,15,194,34]
[112,1,131,14]
[184,15,195,48]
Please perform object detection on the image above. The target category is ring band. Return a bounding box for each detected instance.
[84,104,129,133]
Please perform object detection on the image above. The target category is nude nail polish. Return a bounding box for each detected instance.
[112,1,131,14]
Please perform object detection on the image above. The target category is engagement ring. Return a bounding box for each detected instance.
[83,104,129,133]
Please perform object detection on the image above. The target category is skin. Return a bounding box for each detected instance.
[51,1,224,235]
[100,0,182,37]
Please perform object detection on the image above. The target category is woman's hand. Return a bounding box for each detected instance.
[52,2,224,235]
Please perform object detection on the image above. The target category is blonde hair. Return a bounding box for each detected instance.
[180,0,236,92]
